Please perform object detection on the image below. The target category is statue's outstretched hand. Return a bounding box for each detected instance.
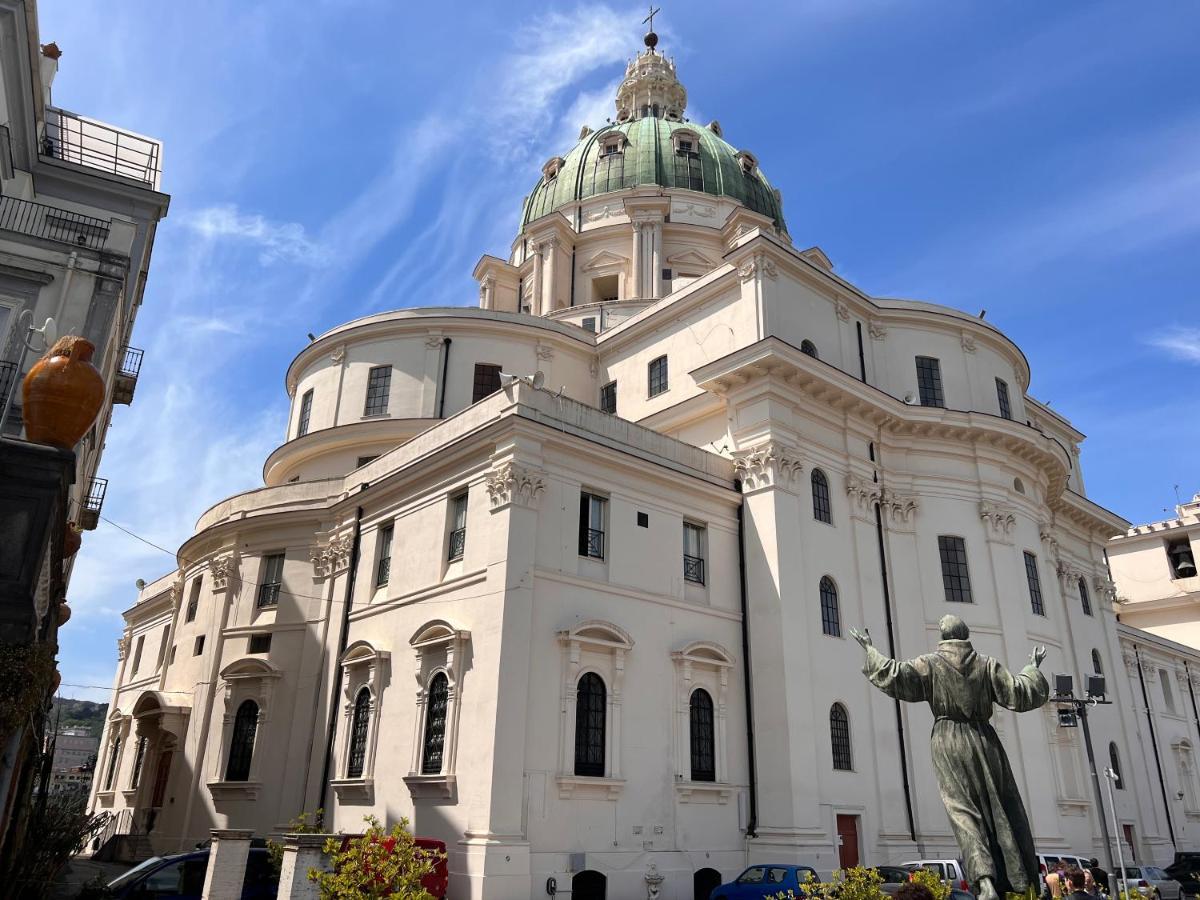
[1030,645,1046,668]
[850,628,872,651]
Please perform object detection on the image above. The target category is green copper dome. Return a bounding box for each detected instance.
[520,117,787,233]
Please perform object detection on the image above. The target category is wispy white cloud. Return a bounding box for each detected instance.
[1148,326,1200,364]
[185,204,329,266]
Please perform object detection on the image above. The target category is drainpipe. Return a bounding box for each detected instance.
[734,482,758,839]
[436,338,452,419]
[1185,660,1200,750]
[319,506,363,813]
[1134,646,1176,846]
[52,250,78,329]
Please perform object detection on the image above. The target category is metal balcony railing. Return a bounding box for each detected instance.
[42,106,161,188]
[0,360,17,404]
[683,554,705,585]
[583,528,605,560]
[0,195,110,250]
[78,476,107,531]
[447,527,466,562]
[113,346,143,406]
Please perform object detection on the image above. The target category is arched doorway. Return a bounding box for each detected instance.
[695,867,722,899]
[573,869,606,900]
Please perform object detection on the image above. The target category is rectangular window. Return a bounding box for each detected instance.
[937,536,973,603]
[185,577,201,623]
[472,363,503,403]
[363,365,391,417]
[297,389,313,437]
[447,493,468,561]
[648,355,668,397]
[156,625,170,670]
[1024,551,1045,616]
[662,268,673,282]
[683,522,706,585]
[248,633,272,654]
[582,317,597,333]
[193,635,205,656]
[1161,670,1177,713]
[995,378,1012,420]
[131,635,144,675]
[257,553,285,608]
[600,381,617,415]
[376,522,394,586]
[915,356,945,407]
[578,492,606,559]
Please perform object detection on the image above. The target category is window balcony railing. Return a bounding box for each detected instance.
[113,346,143,406]
[256,583,281,608]
[447,528,466,562]
[0,195,111,250]
[0,360,18,413]
[42,106,161,189]
[583,528,605,560]
[683,555,705,585]
[78,476,107,531]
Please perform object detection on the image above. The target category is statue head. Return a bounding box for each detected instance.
[939,614,970,641]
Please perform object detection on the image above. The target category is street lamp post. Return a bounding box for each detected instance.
[1103,766,1127,900]
[1052,672,1114,871]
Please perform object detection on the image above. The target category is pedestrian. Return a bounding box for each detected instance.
[1088,859,1109,896]
[1046,862,1068,900]
[1066,868,1091,900]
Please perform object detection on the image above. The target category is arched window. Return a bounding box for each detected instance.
[225,700,259,782]
[812,469,832,524]
[1109,742,1124,789]
[830,703,852,771]
[574,672,606,777]
[347,687,372,779]
[820,576,841,637]
[421,673,449,775]
[689,689,716,782]
[1092,649,1103,676]
[1079,577,1093,616]
[800,339,819,359]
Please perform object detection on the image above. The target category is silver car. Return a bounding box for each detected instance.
[1116,866,1182,900]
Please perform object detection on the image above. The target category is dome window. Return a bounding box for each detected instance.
[706,120,723,138]
[737,151,758,176]
[599,135,626,158]
[542,156,565,181]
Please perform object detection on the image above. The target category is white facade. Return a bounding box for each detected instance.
[90,30,1192,900]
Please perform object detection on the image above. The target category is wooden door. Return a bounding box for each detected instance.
[150,750,173,808]
[1122,823,1137,862]
[837,814,860,869]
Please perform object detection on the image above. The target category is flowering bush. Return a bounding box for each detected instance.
[771,866,888,900]
[309,815,442,899]
[907,866,951,900]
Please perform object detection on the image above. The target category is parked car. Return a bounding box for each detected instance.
[1164,856,1200,900]
[1115,866,1182,900]
[1036,853,1095,892]
[711,864,819,899]
[876,865,917,896]
[900,859,970,892]
[104,847,277,899]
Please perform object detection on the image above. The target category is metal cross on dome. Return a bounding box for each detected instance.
[643,5,661,33]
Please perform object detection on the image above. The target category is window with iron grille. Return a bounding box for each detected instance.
[472,363,503,403]
[129,736,147,789]
[421,673,449,774]
[193,635,205,656]
[1078,577,1092,616]
[447,493,467,561]
[131,635,144,674]
[225,699,259,782]
[363,365,391,417]
[1109,742,1123,789]
[376,522,394,586]
[578,492,606,559]
[257,553,284,608]
[248,633,272,654]
[1092,649,1103,675]
[995,378,1012,420]
[937,536,973,603]
[647,355,668,397]
[347,687,371,779]
[103,736,121,791]
[297,389,313,437]
[185,577,201,623]
[683,522,706,585]
[1024,551,1045,616]
[811,469,832,524]
[689,688,716,782]
[574,672,606,776]
[600,381,617,415]
[800,339,819,359]
[915,356,945,407]
[820,576,841,637]
[830,704,852,771]
[674,148,703,191]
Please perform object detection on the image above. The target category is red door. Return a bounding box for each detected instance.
[837,815,860,870]
[1122,824,1136,862]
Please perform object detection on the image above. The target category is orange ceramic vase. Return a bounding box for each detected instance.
[22,336,105,449]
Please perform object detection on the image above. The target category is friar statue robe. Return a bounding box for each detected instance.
[863,638,1049,895]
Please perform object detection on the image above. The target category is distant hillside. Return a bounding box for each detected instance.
[49,698,108,735]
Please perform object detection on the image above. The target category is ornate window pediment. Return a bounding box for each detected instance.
[404,622,469,799]
[208,658,282,801]
[671,642,733,803]
[332,640,390,804]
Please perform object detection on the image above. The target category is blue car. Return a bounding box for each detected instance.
[711,864,819,899]
[104,847,278,899]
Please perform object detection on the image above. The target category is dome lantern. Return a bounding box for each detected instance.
[615,9,686,123]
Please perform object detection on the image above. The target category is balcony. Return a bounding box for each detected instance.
[78,476,107,531]
[42,107,161,189]
[0,196,111,250]
[112,346,143,406]
[683,554,705,585]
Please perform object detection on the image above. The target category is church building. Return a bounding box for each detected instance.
[89,23,1195,900]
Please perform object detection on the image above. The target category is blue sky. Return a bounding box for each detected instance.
[41,1,1200,699]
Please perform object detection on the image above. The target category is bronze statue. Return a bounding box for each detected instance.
[850,615,1048,900]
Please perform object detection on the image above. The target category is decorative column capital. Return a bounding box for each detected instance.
[979,500,1016,543]
[424,335,446,350]
[737,252,778,283]
[961,332,977,354]
[209,553,237,593]
[878,487,919,531]
[486,460,547,511]
[733,441,802,492]
[868,319,888,341]
[835,300,851,322]
[311,525,354,580]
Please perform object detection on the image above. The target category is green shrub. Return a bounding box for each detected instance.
[308,815,441,899]
[908,866,951,900]
[267,808,324,875]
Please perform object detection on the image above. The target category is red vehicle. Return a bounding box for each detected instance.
[336,834,448,898]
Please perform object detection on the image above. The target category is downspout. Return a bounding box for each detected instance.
[734,482,758,839]
[1134,645,1175,846]
[319,505,363,813]
[51,250,78,328]
[569,245,577,308]
[1185,660,1200,749]
[855,321,867,383]
[436,338,452,419]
